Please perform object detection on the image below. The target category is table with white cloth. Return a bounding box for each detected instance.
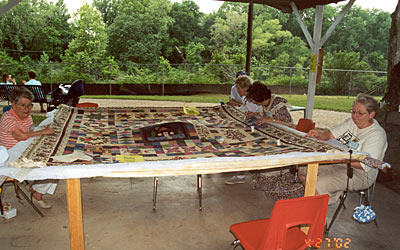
[0,104,367,250]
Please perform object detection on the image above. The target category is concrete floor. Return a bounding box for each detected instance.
[1,172,399,250]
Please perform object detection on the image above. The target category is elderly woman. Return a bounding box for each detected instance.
[299,94,388,205]
[0,87,56,208]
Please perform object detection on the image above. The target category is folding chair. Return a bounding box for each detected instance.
[0,178,44,217]
[230,194,329,250]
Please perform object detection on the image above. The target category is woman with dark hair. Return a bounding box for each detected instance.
[1,73,16,85]
[225,81,293,185]
[246,81,293,126]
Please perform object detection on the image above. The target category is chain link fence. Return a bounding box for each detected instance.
[0,62,387,96]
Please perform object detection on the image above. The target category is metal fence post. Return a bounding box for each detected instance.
[289,68,293,97]
[109,64,112,95]
[348,71,353,98]
[49,62,53,92]
[162,65,165,96]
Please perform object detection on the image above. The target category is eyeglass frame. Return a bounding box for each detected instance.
[350,109,369,116]
[15,102,34,109]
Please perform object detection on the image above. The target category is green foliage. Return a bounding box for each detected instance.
[61,4,117,83]
[166,0,203,63]
[322,51,373,95]
[107,0,172,64]
[0,0,71,61]
[185,42,205,65]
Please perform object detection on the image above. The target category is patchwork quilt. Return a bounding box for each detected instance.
[19,104,342,166]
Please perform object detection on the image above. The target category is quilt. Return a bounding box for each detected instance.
[19,104,343,166]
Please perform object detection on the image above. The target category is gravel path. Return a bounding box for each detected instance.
[3,98,349,129]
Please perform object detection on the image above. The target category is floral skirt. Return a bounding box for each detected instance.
[252,170,304,200]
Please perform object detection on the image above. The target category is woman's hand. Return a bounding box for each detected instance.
[306,129,320,139]
[227,100,241,106]
[255,117,274,126]
[41,127,55,135]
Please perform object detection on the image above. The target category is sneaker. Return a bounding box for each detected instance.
[225,175,246,185]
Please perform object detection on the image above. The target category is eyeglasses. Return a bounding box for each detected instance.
[16,103,34,109]
[350,110,368,116]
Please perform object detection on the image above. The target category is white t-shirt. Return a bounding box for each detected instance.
[230,85,261,113]
[26,79,42,86]
[331,118,387,172]
[241,96,261,113]
[230,85,242,104]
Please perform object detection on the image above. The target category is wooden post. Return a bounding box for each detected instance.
[66,179,85,250]
[245,3,254,74]
[304,163,319,197]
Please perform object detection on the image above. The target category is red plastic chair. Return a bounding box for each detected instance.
[75,102,99,108]
[296,118,315,133]
[229,194,329,250]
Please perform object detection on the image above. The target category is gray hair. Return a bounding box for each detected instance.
[354,93,378,113]
[10,87,34,104]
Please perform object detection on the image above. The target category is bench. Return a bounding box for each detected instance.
[290,105,306,118]
[0,85,16,103]
[0,85,52,111]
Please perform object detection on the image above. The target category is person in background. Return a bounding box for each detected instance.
[1,73,16,85]
[298,94,387,205]
[23,70,46,112]
[0,87,56,209]
[225,72,261,185]
[227,71,261,118]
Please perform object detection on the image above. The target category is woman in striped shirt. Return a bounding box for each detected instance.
[0,87,56,208]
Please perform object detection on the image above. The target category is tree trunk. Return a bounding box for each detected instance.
[384,1,400,111]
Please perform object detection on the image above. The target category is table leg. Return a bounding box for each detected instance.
[66,179,85,250]
[302,163,319,234]
[304,163,319,197]
[197,174,202,211]
[153,177,158,211]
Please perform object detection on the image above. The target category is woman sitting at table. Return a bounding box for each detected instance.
[246,81,293,127]
[0,87,56,209]
[226,81,293,185]
[298,94,387,205]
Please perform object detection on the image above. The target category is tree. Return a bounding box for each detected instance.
[93,0,121,26]
[383,1,400,111]
[61,4,117,82]
[323,51,372,95]
[107,0,172,64]
[166,0,203,63]
[0,0,71,61]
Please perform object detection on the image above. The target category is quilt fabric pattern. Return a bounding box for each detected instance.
[19,104,342,166]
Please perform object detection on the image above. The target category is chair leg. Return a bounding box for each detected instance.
[231,239,240,250]
[152,177,158,211]
[15,184,44,217]
[0,185,4,215]
[197,174,202,211]
[325,191,347,235]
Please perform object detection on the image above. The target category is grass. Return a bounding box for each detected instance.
[82,94,382,113]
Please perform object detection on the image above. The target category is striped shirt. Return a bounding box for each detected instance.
[0,108,33,149]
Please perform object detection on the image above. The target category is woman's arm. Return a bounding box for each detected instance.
[12,127,55,141]
[306,129,335,141]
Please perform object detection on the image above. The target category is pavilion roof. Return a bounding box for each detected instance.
[216,0,347,13]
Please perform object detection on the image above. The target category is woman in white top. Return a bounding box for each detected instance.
[299,94,387,205]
